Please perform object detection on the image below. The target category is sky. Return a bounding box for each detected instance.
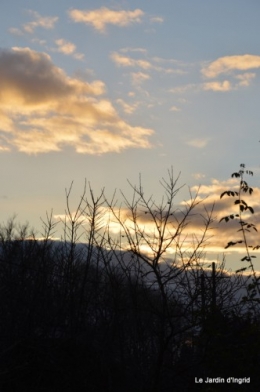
[1,0,260,272]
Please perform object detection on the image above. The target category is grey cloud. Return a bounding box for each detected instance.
[0,48,154,154]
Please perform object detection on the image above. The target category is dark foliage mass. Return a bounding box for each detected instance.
[0,170,260,391]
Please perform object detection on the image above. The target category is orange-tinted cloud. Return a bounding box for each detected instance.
[116,99,139,114]
[235,72,256,86]
[188,178,260,251]
[111,51,185,76]
[55,39,76,54]
[187,138,209,148]
[202,55,260,78]
[111,52,152,69]
[54,176,260,261]
[170,106,181,112]
[23,10,58,33]
[131,72,150,85]
[54,39,84,60]
[200,55,260,93]
[0,47,153,154]
[9,10,58,36]
[68,7,144,33]
[203,80,232,92]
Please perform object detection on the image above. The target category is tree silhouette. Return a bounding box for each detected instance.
[0,169,259,391]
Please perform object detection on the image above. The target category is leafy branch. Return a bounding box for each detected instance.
[219,164,260,299]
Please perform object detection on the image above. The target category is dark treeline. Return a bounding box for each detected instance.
[0,171,260,391]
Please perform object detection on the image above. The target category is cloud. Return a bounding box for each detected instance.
[54,201,215,258]
[55,39,76,55]
[68,7,144,33]
[8,28,24,36]
[111,52,152,69]
[111,51,185,77]
[202,54,260,78]
[191,178,238,200]
[120,47,147,54]
[201,55,260,93]
[188,178,260,252]
[0,47,153,154]
[54,176,260,262]
[235,72,256,87]
[203,80,232,92]
[169,84,198,94]
[73,53,85,60]
[192,173,206,180]
[116,99,139,114]
[131,72,150,85]
[31,38,47,46]
[150,17,164,23]
[54,39,84,60]
[170,106,180,112]
[9,10,58,36]
[187,138,209,148]
[0,145,10,152]
[23,10,58,33]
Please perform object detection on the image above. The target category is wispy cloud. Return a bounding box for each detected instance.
[116,99,139,114]
[54,39,84,60]
[131,72,150,86]
[121,47,148,54]
[54,177,260,257]
[235,72,256,86]
[111,52,152,69]
[8,28,24,36]
[187,138,209,148]
[189,178,260,251]
[170,106,180,112]
[9,10,58,35]
[0,48,153,155]
[202,54,260,78]
[169,84,198,94]
[24,10,58,33]
[0,144,10,152]
[55,39,76,54]
[21,36,84,61]
[111,50,186,78]
[31,38,47,46]
[198,54,260,94]
[192,173,206,180]
[150,16,164,23]
[203,80,232,92]
[68,7,144,33]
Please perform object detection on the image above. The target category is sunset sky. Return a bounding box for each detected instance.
[1,1,260,271]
